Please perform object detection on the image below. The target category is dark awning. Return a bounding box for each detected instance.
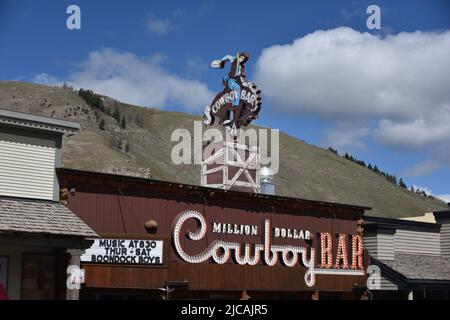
[0,196,98,238]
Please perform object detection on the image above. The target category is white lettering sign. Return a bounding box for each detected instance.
[172,210,365,288]
[81,238,164,265]
[212,222,258,236]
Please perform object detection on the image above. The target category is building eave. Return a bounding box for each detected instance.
[0,108,80,136]
[364,215,441,232]
[56,167,371,215]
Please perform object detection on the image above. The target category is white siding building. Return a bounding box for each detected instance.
[0,108,97,300]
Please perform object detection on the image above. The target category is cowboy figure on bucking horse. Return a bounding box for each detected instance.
[205,51,262,136]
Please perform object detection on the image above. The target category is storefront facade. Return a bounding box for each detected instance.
[58,168,369,300]
[0,109,98,300]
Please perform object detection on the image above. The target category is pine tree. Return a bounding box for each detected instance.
[393,175,398,185]
[78,88,104,112]
[399,178,407,189]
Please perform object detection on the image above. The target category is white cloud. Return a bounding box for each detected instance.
[185,56,208,77]
[375,112,450,147]
[35,49,213,111]
[340,8,362,20]
[33,73,60,86]
[412,185,433,195]
[411,186,450,204]
[255,27,450,167]
[146,15,171,35]
[325,124,369,150]
[404,160,439,177]
[255,27,450,121]
[436,194,450,203]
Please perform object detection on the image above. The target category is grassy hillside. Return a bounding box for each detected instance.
[1,80,447,217]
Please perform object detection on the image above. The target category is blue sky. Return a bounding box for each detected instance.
[1,0,449,200]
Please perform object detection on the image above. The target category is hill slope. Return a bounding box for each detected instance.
[0,80,447,217]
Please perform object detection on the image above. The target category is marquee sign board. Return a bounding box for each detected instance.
[204,52,262,135]
[172,210,365,288]
[81,238,164,265]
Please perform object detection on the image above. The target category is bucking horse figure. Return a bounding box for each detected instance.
[203,52,262,136]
